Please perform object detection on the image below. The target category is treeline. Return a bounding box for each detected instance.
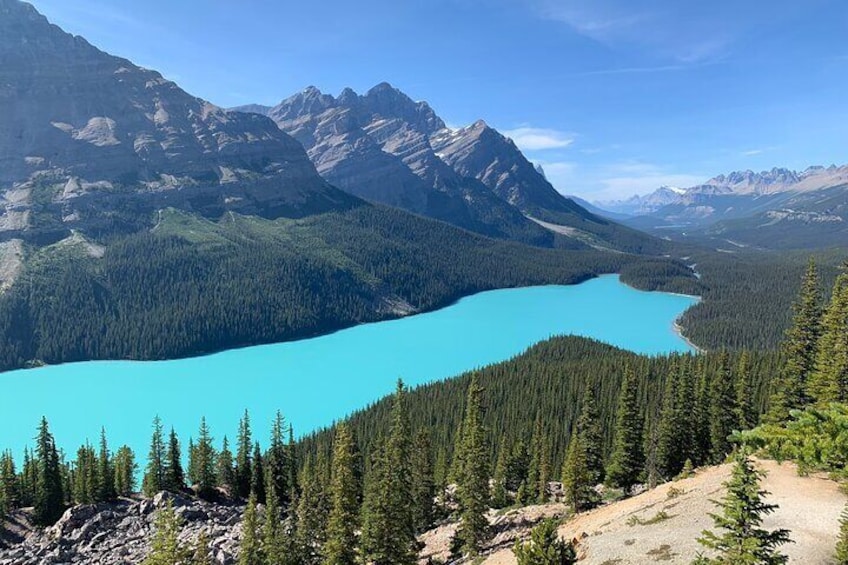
[299,338,778,493]
[678,249,844,351]
[0,206,699,371]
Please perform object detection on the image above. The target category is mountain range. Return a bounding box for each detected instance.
[232,86,663,253]
[593,166,848,249]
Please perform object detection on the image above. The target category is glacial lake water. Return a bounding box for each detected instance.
[0,275,697,461]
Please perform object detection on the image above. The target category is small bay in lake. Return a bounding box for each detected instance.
[0,275,697,459]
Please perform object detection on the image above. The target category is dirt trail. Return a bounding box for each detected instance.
[481,459,845,565]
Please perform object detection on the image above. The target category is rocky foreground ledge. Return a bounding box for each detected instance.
[0,492,245,565]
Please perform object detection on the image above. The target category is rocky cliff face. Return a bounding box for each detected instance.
[242,84,557,245]
[0,0,358,243]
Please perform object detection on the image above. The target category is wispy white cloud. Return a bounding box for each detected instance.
[533,0,734,64]
[502,127,575,151]
[741,149,764,157]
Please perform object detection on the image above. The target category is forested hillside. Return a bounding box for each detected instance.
[0,206,698,371]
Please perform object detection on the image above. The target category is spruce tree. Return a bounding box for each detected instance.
[695,450,791,564]
[506,439,530,493]
[411,429,435,533]
[194,417,217,499]
[164,427,185,493]
[362,380,417,565]
[709,352,738,463]
[113,445,136,497]
[295,455,329,565]
[251,442,266,503]
[808,272,848,404]
[491,444,510,509]
[239,493,263,565]
[0,451,19,510]
[72,443,96,504]
[97,427,115,501]
[143,500,190,565]
[512,519,576,565]
[656,365,683,479]
[561,433,596,513]
[323,424,361,565]
[267,411,290,509]
[454,375,490,557]
[235,410,253,499]
[575,393,604,484]
[768,259,822,420]
[143,416,166,497]
[218,436,236,495]
[34,417,64,526]
[605,366,645,494]
[735,350,757,430]
[527,415,544,502]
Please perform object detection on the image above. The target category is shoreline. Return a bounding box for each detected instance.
[673,318,705,353]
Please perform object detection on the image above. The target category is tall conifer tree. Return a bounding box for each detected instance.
[606,366,645,493]
[163,427,185,493]
[323,424,360,565]
[808,272,848,404]
[768,260,823,420]
[362,380,417,565]
[454,375,490,557]
[143,416,166,497]
[235,410,253,500]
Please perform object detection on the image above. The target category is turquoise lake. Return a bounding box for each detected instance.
[0,275,697,460]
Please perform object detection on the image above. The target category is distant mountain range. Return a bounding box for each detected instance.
[232,86,664,253]
[592,166,848,249]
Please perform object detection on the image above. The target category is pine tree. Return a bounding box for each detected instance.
[235,410,253,500]
[251,442,266,503]
[193,418,217,499]
[323,424,360,565]
[362,380,417,565]
[709,352,738,463]
[286,424,299,506]
[143,500,190,565]
[575,393,604,484]
[695,450,791,565]
[164,427,185,493]
[768,260,823,420]
[72,443,97,504]
[218,436,236,495]
[239,493,263,565]
[527,415,544,502]
[808,273,848,404]
[735,350,757,430]
[454,375,490,557]
[605,366,645,494]
[97,427,115,501]
[656,366,682,480]
[693,360,713,465]
[267,411,290,509]
[411,429,435,533]
[34,417,64,526]
[0,451,19,510]
[512,519,576,565]
[836,503,848,565]
[143,416,166,497]
[491,443,510,509]
[263,479,298,565]
[560,433,596,513]
[295,455,328,565]
[506,439,530,493]
[113,445,136,496]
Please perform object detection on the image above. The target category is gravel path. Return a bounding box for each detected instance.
[481,459,845,565]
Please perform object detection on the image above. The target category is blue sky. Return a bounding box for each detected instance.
[29,0,848,200]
